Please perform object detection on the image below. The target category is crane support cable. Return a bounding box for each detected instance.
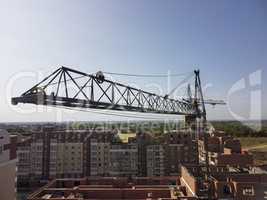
[46,70,193,87]
[165,72,195,98]
[102,71,193,77]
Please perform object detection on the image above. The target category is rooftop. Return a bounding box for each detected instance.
[27,177,182,200]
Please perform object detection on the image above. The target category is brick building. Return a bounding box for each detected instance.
[17,129,91,183]
[0,129,17,200]
[17,137,31,183]
[109,143,138,176]
[16,128,199,183]
[27,176,182,200]
[198,133,253,167]
[146,131,198,176]
[180,164,267,199]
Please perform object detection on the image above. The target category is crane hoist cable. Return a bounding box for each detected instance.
[164,72,195,99]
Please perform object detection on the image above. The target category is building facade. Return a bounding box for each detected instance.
[109,143,138,176]
[180,164,267,200]
[0,129,17,200]
[16,129,199,184]
[146,145,165,176]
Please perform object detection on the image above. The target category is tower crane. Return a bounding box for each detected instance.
[11,66,225,199]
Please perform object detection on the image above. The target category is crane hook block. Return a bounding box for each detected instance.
[96,71,105,84]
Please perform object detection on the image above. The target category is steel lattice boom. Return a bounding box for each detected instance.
[11,66,197,116]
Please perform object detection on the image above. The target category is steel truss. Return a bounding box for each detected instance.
[12,66,197,116]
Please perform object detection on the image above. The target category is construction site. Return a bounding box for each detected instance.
[5,66,266,199]
[0,2,265,200]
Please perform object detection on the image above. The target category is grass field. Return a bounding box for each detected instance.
[238,137,267,165]
[239,137,267,149]
[118,133,136,143]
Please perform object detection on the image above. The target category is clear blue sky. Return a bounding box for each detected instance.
[0,0,266,122]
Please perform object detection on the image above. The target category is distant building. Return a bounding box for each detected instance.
[0,129,17,200]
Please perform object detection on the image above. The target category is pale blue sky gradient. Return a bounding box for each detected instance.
[0,0,266,122]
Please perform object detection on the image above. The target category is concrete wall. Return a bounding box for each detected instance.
[180,166,197,197]
[0,159,17,200]
[0,129,10,163]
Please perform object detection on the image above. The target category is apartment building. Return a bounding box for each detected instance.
[16,128,199,182]
[135,132,153,176]
[90,138,110,176]
[146,131,198,176]
[17,137,31,183]
[41,130,87,179]
[0,129,17,200]
[87,130,115,176]
[30,137,43,179]
[109,143,138,176]
[49,139,83,178]
[165,143,186,175]
[198,132,253,167]
[16,129,89,184]
[164,131,198,165]
[146,145,165,176]
[180,164,267,199]
[16,129,118,182]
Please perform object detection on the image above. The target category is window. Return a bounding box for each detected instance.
[91,146,97,150]
[243,186,254,196]
[0,145,3,154]
[147,192,153,197]
[223,185,231,194]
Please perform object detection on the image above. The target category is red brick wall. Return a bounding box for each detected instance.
[217,154,253,167]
